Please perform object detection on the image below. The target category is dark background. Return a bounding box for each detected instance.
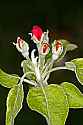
[0,1,83,125]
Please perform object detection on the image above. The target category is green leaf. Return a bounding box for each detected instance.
[65,62,76,71]
[27,84,69,125]
[66,43,77,51]
[61,40,77,52]
[0,69,19,88]
[21,59,36,81]
[71,58,83,85]
[6,83,24,125]
[65,58,83,85]
[61,82,83,108]
[21,59,35,72]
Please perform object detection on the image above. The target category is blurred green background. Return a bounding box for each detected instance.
[0,0,83,125]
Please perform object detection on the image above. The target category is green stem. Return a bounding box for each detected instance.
[34,64,51,124]
[37,75,51,123]
[23,79,37,86]
[18,72,37,86]
[44,66,68,82]
[47,66,68,73]
[42,60,54,82]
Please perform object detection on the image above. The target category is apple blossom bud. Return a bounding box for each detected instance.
[52,40,63,60]
[31,25,43,41]
[13,37,29,59]
[39,42,50,55]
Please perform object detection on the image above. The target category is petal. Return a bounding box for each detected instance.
[52,40,63,53]
[14,37,29,59]
[52,40,63,60]
[39,42,50,55]
[17,37,24,49]
[32,25,43,41]
[56,40,62,51]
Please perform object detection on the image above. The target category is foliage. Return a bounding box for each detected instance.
[0,25,83,125]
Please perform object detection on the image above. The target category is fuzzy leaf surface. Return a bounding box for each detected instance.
[21,59,36,81]
[27,84,69,125]
[0,69,19,88]
[6,84,24,125]
[65,58,83,85]
[61,82,83,108]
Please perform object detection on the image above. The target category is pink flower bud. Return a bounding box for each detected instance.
[55,40,62,51]
[17,37,24,49]
[39,42,50,55]
[32,25,43,41]
[52,40,63,60]
[13,37,29,59]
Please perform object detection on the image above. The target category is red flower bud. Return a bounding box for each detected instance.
[32,25,43,41]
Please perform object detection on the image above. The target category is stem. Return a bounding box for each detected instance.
[42,60,54,82]
[42,59,54,74]
[23,79,37,86]
[35,65,41,82]
[47,66,68,73]
[20,73,26,84]
[34,65,51,124]
[18,72,37,86]
[44,66,68,82]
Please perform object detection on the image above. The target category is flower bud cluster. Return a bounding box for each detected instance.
[13,25,63,61]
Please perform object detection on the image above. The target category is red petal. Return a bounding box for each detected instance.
[56,40,62,51]
[32,25,43,40]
